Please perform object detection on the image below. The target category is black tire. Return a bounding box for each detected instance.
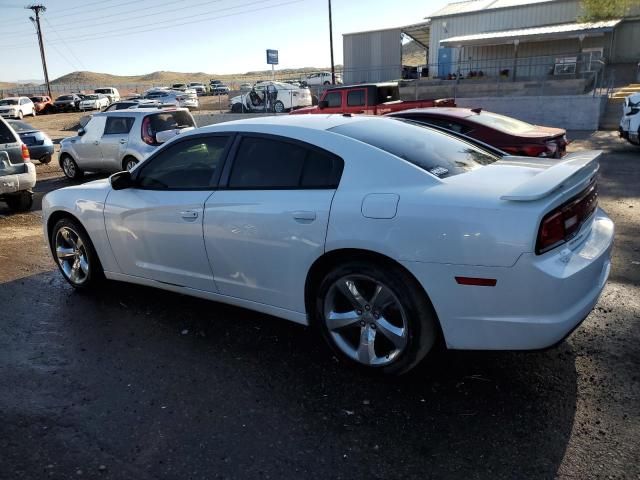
[273,100,285,113]
[5,191,33,212]
[18,110,23,119]
[231,103,243,113]
[50,217,103,289]
[60,154,84,180]
[314,260,438,375]
[323,81,331,85]
[39,154,52,165]
[123,156,138,171]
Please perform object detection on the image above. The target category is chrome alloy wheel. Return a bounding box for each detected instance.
[55,226,89,285]
[323,275,409,366]
[125,159,138,171]
[62,157,76,178]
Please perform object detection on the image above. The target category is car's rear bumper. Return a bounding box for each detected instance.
[402,208,614,350]
[28,144,55,160]
[0,161,36,195]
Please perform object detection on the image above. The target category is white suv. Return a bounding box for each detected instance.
[619,92,640,145]
[0,97,36,119]
[58,108,196,180]
[301,71,343,86]
[144,89,199,110]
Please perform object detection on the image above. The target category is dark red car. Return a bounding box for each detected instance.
[388,107,568,158]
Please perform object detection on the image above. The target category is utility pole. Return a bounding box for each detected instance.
[27,4,52,99]
[328,0,335,84]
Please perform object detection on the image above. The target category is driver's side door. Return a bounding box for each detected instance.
[104,133,233,292]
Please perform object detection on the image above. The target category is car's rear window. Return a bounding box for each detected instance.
[148,111,195,132]
[330,119,498,178]
[95,89,111,94]
[469,111,535,134]
[7,120,34,132]
[57,95,73,101]
[0,120,18,143]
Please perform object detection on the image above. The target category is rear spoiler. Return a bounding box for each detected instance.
[500,150,601,201]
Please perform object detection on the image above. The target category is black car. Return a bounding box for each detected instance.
[53,94,81,112]
[7,119,54,164]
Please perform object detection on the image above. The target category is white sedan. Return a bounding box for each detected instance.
[42,115,613,374]
[79,94,110,111]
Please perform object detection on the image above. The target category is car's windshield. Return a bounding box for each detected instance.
[149,111,195,132]
[469,111,536,134]
[7,120,34,132]
[56,96,73,101]
[30,97,44,102]
[0,99,19,105]
[84,95,99,100]
[330,119,498,179]
[94,89,111,94]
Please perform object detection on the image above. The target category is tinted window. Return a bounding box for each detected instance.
[7,120,34,132]
[330,119,497,179]
[228,136,343,189]
[406,116,472,134]
[104,117,135,135]
[470,111,535,134]
[0,120,18,143]
[347,90,365,107]
[148,111,194,133]
[57,96,73,101]
[138,136,229,189]
[325,92,341,108]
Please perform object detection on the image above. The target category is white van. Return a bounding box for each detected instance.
[94,87,120,104]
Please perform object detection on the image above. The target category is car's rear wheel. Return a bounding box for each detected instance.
[314,260,438,375]
[51,218,103,289]
[323,81,331,85]
[18,110,23,119]
[231,103,243,113]
[5,191,33,212]
[39,154,52,164]
[123,156,138,171]
[61,154,83,180]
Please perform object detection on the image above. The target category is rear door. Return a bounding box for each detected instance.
[203,134,344,313]
[100,116,135,171]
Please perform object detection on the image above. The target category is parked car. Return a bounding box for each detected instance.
[29,96,54,114]
[79,94,110,111]
[301,71,343,86]
[211,84,230,95]
[388,107,568,158]
[103,100,166,111]
[171,83,188,91]
[619,92,640,145]
[230,81,312,113]
[143,89,199,110]
[290,82,454,115]
[0,97,36,119]
[7,119,54,164]
[188,82,207,96]
[94,87,120,104]
[0,116,35,211]
[53,94,82,112]
[42,115,613,375]
[58,108,196,179]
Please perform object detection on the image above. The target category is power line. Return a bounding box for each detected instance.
[43,17,87,70]
[0,0,307,49]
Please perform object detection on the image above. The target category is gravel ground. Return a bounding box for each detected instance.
[0,130,638,479]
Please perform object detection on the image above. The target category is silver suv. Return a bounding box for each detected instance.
[58,108,196,180]
[0,116,36,211]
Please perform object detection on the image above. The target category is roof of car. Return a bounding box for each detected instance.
[326,82,397,90]
[390,107,478,119]
[198,113,389,133]
[94,107,187,116]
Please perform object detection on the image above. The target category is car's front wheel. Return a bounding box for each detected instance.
[51,217,103,288]
[315,260,438,375]
[60,154,83,180]
[273,100,285,113]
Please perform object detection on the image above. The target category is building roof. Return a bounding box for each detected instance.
[401,21,431,49]
[440,19,622,46]
[430,0,560,18]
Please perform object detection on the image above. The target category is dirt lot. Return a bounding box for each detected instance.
[0,130,638,479]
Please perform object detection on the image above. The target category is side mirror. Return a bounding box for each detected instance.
[318,100,329,109]
[110,170,134,190]
[78,127,86,136]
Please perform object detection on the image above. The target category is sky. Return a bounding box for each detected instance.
[0,0,449,81]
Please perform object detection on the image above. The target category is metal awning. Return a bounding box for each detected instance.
[440,19,621,47]
[401,20,430,49]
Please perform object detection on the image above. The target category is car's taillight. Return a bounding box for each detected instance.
[536,182,598,254]
[141,116,156,145]
[21,143,30,160]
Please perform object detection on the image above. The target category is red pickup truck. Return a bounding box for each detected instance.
[290,82,454,115]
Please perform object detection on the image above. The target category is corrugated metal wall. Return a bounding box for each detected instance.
[343,29,402,84]
[429,0,581,64]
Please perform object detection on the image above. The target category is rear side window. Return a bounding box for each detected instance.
[330,119,497,178]
[406,116,472,134]
[104,117,135,135]
[347,90,365,107]
[228,136,343,189]
[325,91,341,108]
[0,120,18,143]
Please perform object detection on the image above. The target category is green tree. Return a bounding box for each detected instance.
[580,0,640,21]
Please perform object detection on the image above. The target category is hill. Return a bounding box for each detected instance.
[402,40,427,66]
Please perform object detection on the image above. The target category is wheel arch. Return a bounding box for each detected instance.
[46,210,105,272]
[304,248,443,332]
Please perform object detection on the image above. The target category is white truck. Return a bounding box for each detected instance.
[619,92,640,145]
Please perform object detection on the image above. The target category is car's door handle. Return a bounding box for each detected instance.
[119,139,127,144]
[93,140,99,145]
[180,210,199,220]
[292,211,316,223]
